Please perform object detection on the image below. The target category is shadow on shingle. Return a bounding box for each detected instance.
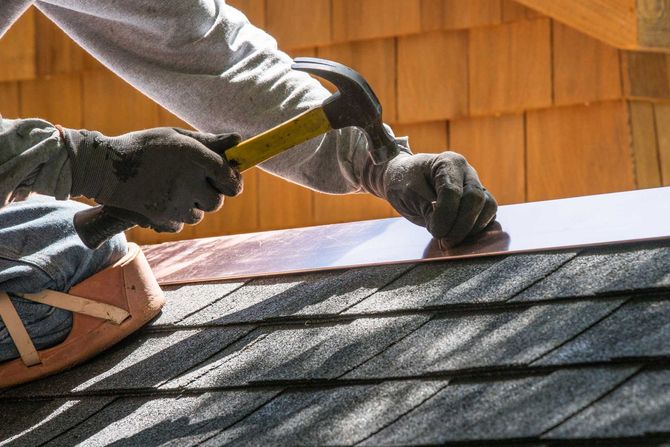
[6,240,670,445]
[41,391,280,447]
[346,251,577,313]
[0,397,113,447]
[175,263,413,326]
[545,368,670,439]
[346,299,623,378]
[165,315,429,390]
[360,367,638,445]
[513,241,670,302]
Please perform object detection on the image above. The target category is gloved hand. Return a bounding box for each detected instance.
[61,127,242,232]
[362,152,498,246]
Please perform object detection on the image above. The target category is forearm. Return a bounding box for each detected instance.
[36,0,410,194]
[0,118,71,207]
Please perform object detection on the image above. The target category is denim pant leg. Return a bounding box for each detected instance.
[0,195,128,362]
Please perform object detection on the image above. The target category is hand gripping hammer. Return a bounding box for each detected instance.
[73,57,401,248]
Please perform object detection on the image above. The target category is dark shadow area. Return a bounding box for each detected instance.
[170,262,414,326]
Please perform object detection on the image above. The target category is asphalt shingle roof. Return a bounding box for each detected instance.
[2,239,670,446]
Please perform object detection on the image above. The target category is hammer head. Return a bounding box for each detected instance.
[292,57,400,164]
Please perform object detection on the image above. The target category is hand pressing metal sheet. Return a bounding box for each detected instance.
[144,187,670,286]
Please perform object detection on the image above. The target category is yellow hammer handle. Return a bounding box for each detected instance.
[224,107,331,172]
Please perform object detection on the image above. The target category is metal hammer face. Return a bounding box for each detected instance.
[292,57,400,164]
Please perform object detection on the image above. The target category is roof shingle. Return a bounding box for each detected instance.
[3,239,670,445]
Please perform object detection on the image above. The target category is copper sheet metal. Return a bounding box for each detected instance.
[144,187,670,285]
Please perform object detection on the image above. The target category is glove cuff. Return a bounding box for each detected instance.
[360,154,388,200]
[62,128,116,201]
[360,141,412,200]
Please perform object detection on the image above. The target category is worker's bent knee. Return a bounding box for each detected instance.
[0,196,127,363]
[0,195,127,294]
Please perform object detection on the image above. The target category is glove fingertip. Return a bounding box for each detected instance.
[208,171,243,197]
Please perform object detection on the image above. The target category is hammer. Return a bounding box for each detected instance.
[73,58,400,249]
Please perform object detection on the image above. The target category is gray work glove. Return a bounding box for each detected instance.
[61,127,242,232]
[362,152,498,246]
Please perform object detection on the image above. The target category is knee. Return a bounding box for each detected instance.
[0,196,128,292]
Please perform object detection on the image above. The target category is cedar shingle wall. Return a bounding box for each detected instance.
[0,1,665,244]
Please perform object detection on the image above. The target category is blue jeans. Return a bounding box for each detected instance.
[0,195,127,362]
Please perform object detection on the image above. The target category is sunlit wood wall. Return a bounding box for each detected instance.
[0,1,668,244]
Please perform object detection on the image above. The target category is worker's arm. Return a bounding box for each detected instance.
[0,117,241,232]
[35,0,496,244]
[0,117,72,206]
[35,0,374,194]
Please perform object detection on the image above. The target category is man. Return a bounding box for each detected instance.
[0,1,497,369]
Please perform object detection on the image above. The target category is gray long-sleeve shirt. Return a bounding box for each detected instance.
[0,0,410,208]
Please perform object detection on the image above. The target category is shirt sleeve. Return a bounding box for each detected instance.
[0,0,35,38]
[0,117,71,206]
[35,0,410,194]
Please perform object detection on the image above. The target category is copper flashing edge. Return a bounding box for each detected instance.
[143,187,670,286]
